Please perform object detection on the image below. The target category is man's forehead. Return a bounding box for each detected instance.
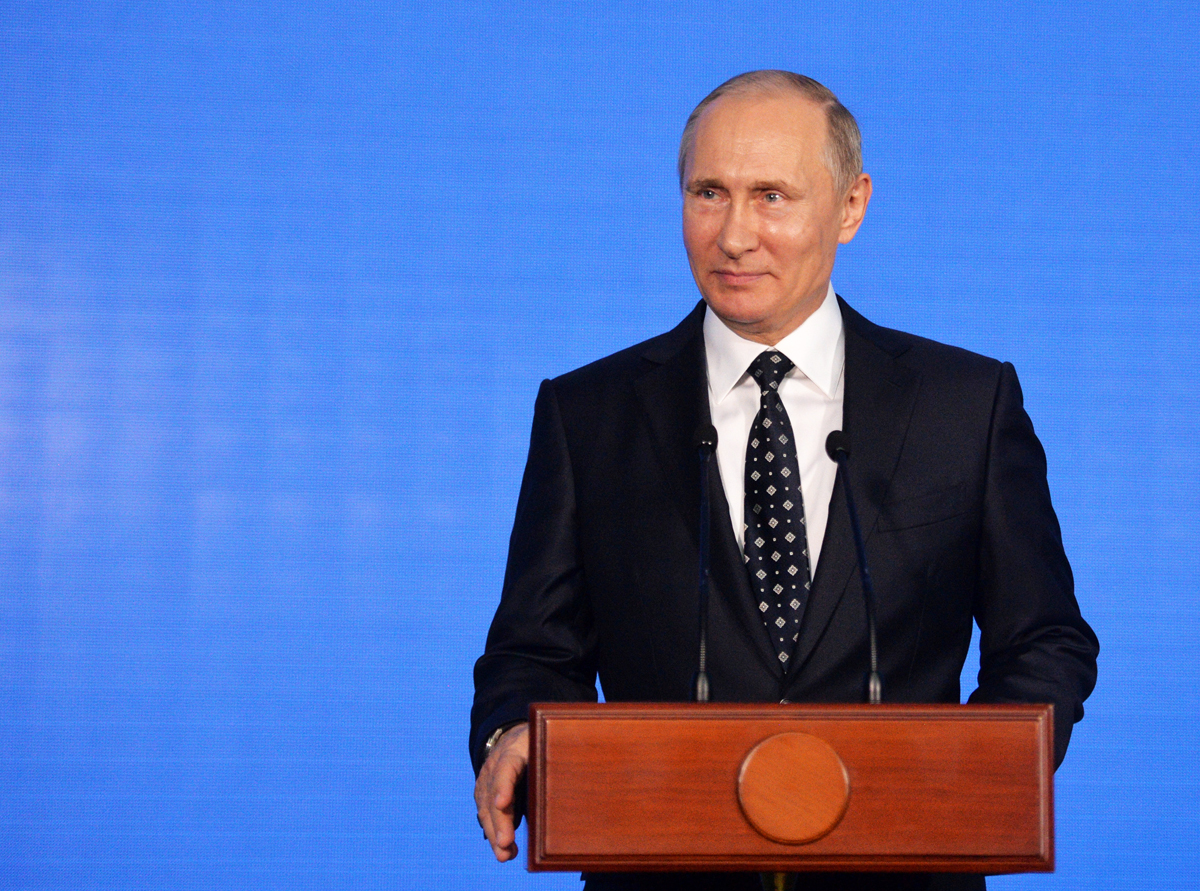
[687,92,830,181]
[696,90,828,140]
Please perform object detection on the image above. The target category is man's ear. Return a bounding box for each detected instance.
[838,173,872,244]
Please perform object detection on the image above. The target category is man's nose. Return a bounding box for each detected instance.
[716,200,758,258]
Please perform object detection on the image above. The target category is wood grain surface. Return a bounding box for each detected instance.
[527,702,1053,873]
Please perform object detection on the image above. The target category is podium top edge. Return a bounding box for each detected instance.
[530,702,1053,721]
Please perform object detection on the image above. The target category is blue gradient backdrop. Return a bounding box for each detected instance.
[2,2,1198,888]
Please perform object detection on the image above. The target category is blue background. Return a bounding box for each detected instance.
[2,2,1198,888]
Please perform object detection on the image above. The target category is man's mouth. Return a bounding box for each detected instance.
[714,270,767,285]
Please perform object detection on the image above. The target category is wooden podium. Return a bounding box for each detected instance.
[527,702,1053,874]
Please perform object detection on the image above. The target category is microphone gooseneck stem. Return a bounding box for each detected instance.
[693,424,717,703]
[826,432,882,705]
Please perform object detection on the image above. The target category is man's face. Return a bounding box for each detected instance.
[682,91,870,345]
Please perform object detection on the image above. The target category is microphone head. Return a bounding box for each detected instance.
[825,430,851,462]
[694,423,718,451]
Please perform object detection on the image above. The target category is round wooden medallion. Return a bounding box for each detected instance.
[736,732,850,844]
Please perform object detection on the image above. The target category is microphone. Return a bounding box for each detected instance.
[825,429,850,462]
[693,423,718,703]
[824,431,883,705]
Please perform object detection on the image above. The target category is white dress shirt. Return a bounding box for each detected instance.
[703,283,845,574]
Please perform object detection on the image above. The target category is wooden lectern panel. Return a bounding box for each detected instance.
[528,702,1053,873]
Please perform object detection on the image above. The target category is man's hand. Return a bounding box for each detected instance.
[474,722,529,862]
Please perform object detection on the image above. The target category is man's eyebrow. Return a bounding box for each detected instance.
[686,178,795,192]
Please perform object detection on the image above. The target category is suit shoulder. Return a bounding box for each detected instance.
[548,301,704,397]
[842,298,1007,383]
[551,338,651,390]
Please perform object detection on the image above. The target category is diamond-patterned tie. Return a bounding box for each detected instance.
[744,350,812,671]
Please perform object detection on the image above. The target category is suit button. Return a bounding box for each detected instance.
[779,698,790,705]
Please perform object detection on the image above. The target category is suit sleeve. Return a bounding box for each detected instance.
[967,362,1099,767]
[469,379,599,774]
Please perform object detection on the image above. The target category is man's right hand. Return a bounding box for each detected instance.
[474,722,530,862]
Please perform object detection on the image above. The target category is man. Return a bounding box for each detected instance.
[471,71,1098,890]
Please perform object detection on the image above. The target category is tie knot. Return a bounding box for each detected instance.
[748,350,794,393]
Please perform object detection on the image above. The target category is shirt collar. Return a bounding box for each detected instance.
[703,282,845,403]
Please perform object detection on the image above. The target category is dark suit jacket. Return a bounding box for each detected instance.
[470,298,1098,885]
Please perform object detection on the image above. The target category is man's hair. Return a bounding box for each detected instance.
[677,70,863,195]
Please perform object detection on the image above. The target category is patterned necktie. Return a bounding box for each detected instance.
[744,350,813,671]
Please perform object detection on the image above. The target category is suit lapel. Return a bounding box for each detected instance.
[634,303,782,680]
[789,298,921,677]
[632,304,707,547]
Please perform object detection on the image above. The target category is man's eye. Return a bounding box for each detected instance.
[699,189,718,200]
[764,192,783,202]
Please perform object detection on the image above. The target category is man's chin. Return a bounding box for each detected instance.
[703,294,823,346]
[703,298,775,331]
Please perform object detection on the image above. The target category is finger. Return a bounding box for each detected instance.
[495,786,524,854]
[490,783,516,852]
[474,775,499,846]
[489,807,517,861]
[492,759,518,811]
[476,765,517,861]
